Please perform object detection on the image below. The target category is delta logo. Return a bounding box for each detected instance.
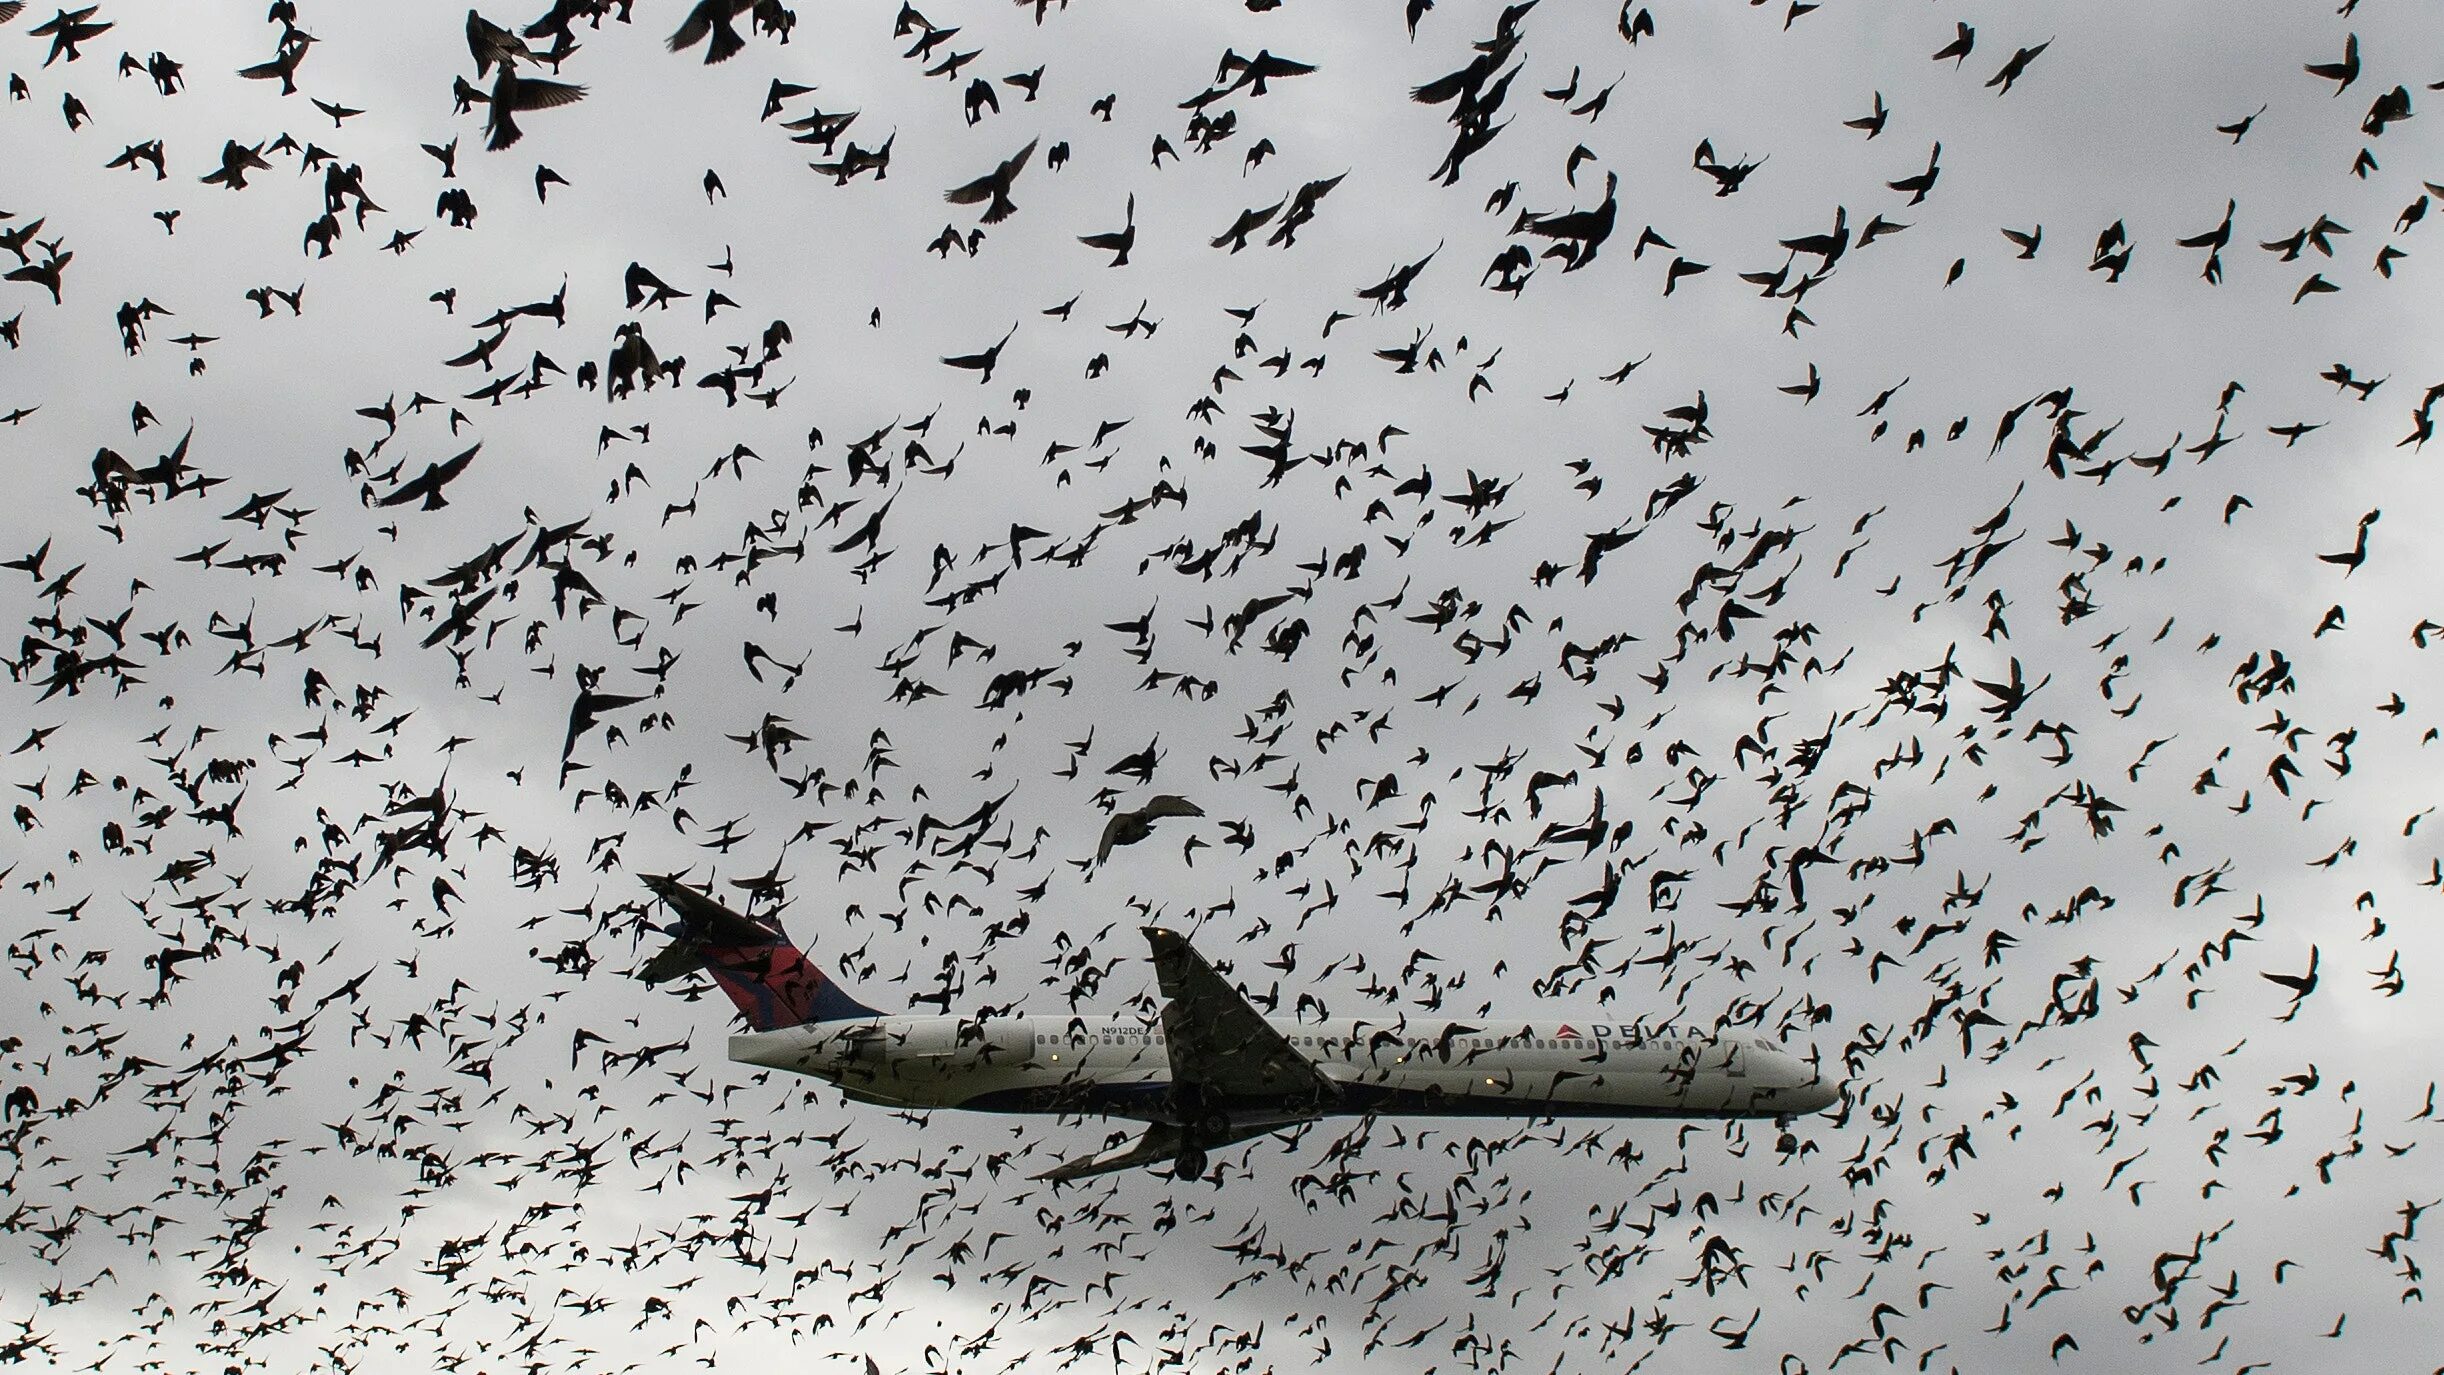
[1555,1024,1580,1040]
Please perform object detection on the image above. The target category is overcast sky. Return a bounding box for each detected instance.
[4,1,2443,1371]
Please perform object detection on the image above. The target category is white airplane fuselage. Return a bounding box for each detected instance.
[730,1014,1839,1123]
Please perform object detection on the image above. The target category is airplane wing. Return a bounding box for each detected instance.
[1033,1117,1298,1184]
[1143,926,1339,1104]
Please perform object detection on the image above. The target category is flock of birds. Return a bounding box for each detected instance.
[3,0,2441,1371]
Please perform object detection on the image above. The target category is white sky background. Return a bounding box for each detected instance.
[4,0,2443,1371]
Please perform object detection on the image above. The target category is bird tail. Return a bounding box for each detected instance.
[636,875,880,1030]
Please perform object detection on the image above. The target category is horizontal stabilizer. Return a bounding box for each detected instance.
[640,872,786,946]
[634,873,880,1030]
[1034,1117,1304,1184]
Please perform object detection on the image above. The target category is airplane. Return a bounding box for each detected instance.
[636,874,1842,1182]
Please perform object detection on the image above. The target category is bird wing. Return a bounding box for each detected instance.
[1144,926,1336,1103]
[375,471,434,507]
[667,0,718,50]
[431,442,481,484]
[509,76,588,112]
[1094,812,1132,864]
[943,173,997,204]
[998,137,1039,180]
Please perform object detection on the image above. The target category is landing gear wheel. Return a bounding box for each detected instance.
[1173,1144,1208,1182]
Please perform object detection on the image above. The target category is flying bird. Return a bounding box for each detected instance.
[668,0,752,64]
[1985,40,2051,96]
[1096,795,1205,863]
[944,138,1037,224]
[29,4,111,66]
[479,63,588,151]
[374,443,480,510]
[2303,32,2358,94]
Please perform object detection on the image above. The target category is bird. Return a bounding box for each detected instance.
[199,140,273,190]
[1930,21,1972,67]
[2316,510,2378,574]
[1079,194,1135,266]
[1985,40,2050,96]
[1843,89,1888,138]
[1211,199,1283,253]
[761,77,814,119]
[466,8,538,76]
[374,443,480,510]
[942,325,1017,383]
[2303,32,2358,94]
[1887,142,1941,204]
[2261,946,2320,1019]
[29,4,112,66]
[234,28,314,94]
[944,138,1038,224]
[1096,795,1204,863]
[2216,104,2266,143]
[479,63,587,151]
[668,0,752,64]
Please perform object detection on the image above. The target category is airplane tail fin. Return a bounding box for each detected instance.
[636,874,880,1031]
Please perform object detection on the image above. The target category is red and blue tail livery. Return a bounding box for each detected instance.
[636,874,878,1030]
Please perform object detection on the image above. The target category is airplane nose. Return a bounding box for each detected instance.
[1763,1049,1840,1113]
[1783,1075,1841,1114]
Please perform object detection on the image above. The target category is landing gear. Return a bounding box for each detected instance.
[1171,1108,1230,1182]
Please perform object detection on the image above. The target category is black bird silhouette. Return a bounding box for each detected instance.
[199,140,273,190]
[1096,795,1204,863]
[942,325,1017,383]
[1181,48,1317,109]
[1843,89,1887,137]
[668,0,751,64]
[30,4,111,66]
[479,63,587,152]
[2261,946,2320,1020]
[1356,244,1440,309]
[2216,104,2266,143]
[2303,32,2358,94]
[944,138,1038,224]
[466,8,538,77]
[2316,509,2378,575]
[1268,172,1346,248]
[1887,142,1941,205]
[1972,656,2048,723]
[1079,194,1135,266]
[235,29,314,94]
[1930,21,1972,67]
[762,77,814,119]
[561,684,648,784]
[1985,40,2049,95]
[375,443,480,510]
[1211,198,1283,253]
